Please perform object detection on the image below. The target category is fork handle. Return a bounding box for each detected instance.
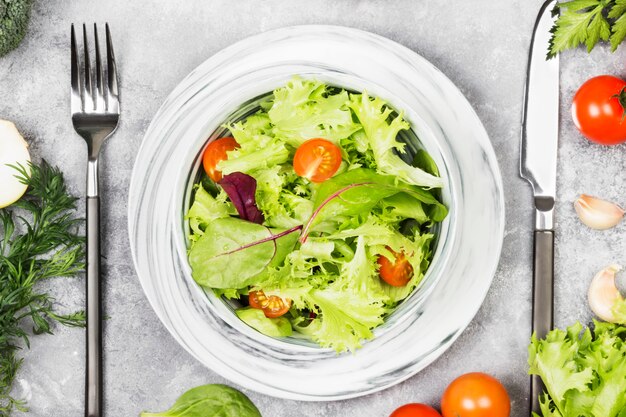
[530,230,554,415]
[86,196,103,417]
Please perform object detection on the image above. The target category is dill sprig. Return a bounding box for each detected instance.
[0,161,85,416]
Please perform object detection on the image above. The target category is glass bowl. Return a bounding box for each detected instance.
[128,25,505,401]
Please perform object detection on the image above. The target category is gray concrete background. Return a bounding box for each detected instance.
[1,0,625,416]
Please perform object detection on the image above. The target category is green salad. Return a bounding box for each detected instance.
[186,78,447,352]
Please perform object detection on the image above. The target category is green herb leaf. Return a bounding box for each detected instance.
[611,0,626,50]
[0,161,85,414]
[140,384,261,417]
[549,0,626,58]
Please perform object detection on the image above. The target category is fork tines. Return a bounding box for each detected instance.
[71,23,119,115]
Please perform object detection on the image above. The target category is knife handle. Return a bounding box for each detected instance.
[531,230,554,415]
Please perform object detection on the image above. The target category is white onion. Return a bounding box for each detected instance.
[0,120,31,208]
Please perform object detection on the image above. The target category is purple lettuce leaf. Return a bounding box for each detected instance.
[219,172,265,224]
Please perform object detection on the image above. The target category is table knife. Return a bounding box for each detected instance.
[520,0,560,414]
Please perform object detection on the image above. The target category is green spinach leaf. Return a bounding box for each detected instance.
[236,307,292,337]
[380,193,429,224]
[411,149,440,176]
[140,384,261,417]
[189,217,300,289]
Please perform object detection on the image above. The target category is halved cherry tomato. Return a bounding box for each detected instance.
[202,136,239,182]
[293,138,342,183]
[572,75,626,145]
[441,372,510,417]
[248,290,291,318]
[377,247,413,287]
[248,290,267,310]
[390,404,441,417]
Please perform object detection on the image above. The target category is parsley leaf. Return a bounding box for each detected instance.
[549,0,626,58]
[0,161,85,415]
[610,0,626,50]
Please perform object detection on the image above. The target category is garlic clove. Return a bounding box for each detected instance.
[574,194,625,230]
[588,264,623,323]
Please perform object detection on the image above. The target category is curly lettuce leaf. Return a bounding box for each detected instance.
[259,237,391,351]
[276,279,386,352]
[218,113,289,175]
[219,141,289,176]
[186,184,234,239]
[529,321,626,417]
[377,232,433,304]
[268,78,361,146]
[339,236,386,300]
[321,214,433,304]
[348,92,444,188]
[305,283,385,351]
[250,165,313,229]
[613,296,626,323]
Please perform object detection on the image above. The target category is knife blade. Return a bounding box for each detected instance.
[520,0,559,414]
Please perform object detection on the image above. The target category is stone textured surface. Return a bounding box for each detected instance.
[1,0,625,416]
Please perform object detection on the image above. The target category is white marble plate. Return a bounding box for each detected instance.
[128,25,505,401]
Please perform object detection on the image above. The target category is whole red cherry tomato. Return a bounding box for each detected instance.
[389,403,442,417]
[571,75,626,145]
[441,372,510,417]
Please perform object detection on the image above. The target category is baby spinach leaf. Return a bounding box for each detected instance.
[427,202,448,223]
[411,149,440,176]
[140,384,261,417]
[219,172,264,224]
[301,169,446,241]
[236,307,293,337]
[380,193,429,224]
[189,217,300,289]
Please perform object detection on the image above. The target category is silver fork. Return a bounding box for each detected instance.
[71,23,120,417]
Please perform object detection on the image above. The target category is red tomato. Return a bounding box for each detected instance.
[202,137,239,182]
[441,372,510,417]
[262,295,291,318]
[390,403,442,417]
[377,247,413,287]
[571,75,626,145]
[248,290,291,318]
[293,138,342,182]
[248,290,267,310]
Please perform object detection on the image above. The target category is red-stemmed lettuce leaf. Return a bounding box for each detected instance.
[219,172,264,224]
[300,169,446,242]
[189,217,301,288]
